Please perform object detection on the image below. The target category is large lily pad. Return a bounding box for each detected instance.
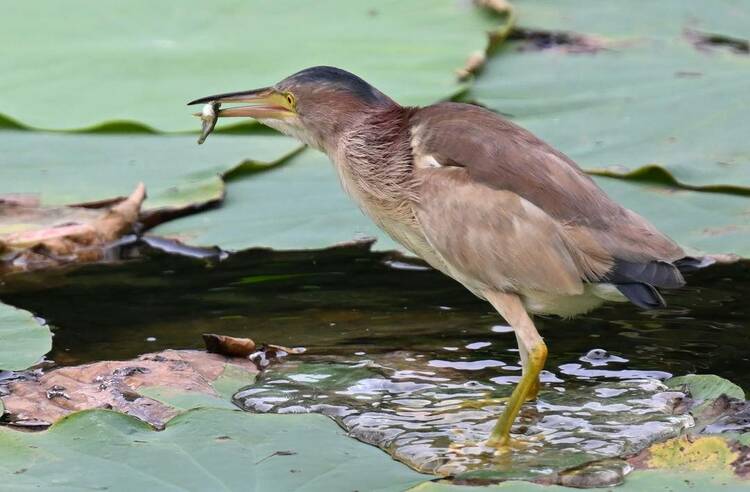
[595,177,750,258]
[0,301,51,372]
[505,0,750,39]
[0,0,507,132]
[0,130,299,210]
[153,149,750,256]
[152,150,401,251]
[470,0,750,192]
[0,408,427,491]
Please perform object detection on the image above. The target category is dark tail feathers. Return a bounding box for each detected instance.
[615,283,666,309]
[606,256,712,310]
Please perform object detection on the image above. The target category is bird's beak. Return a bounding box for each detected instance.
[187,87,295,119]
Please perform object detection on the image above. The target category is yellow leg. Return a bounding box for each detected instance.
[528,377,541,401]
[483,291,547,450]
[516,330,542,401]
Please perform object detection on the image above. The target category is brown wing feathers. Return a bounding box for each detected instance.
[411,103,689,309]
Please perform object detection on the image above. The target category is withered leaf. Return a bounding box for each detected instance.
[1,350,257,428]
[0,183,145,274]
[203,333,256,358]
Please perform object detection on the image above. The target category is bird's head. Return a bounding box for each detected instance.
[188,66,396,151]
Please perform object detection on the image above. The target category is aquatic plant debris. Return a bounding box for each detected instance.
[0,184,145,274]
[203,333,256,358]
[0,350,257,428]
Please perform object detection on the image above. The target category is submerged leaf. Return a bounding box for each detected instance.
[234,356,693,480]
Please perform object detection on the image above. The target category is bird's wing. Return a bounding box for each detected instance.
[410,103,685,297]
[414,166,590,296]
[412,103,685,305]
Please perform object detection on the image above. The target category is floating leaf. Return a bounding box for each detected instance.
[666,374,746,401]
[0,0,508,131]
[152,150,401,251]
[470,0,750,192]
[0,130,300,210]
[0,302,50,371]
[0,408,427,491]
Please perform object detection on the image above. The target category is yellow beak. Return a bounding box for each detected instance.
[187,87,295,119]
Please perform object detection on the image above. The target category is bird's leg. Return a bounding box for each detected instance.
[483,291,547,450]
[515,331,541,401]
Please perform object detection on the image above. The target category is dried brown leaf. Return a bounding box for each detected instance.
[0,183,145,274]
[203,333,256,358]
[1,349,258,428]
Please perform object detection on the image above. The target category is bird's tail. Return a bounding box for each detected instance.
[605,256,714,309]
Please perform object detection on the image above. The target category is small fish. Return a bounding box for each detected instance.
[197,101,220,144]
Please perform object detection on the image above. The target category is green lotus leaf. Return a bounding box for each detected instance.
[469,0,750,192]
[0,408,427,491]
[151,150,401,251]
[0,0,507,132]
[666,374,745,401]
[0,301,51,372]
[508,0,749,39]
[0,130,300,211]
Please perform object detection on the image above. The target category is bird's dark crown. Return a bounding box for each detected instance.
[279,66,391,105]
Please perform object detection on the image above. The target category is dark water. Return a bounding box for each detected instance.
[0,243,747,389]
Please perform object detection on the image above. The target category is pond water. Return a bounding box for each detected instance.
[1,242,747,479]
[1,242,747,389]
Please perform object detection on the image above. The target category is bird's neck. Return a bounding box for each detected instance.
[332,105,419,216]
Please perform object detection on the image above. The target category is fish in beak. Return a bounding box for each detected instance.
[188,88,296,144]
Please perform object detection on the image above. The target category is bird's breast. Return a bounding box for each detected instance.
[328,149,445,262]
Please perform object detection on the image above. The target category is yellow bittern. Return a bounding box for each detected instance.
[190,66,699,450]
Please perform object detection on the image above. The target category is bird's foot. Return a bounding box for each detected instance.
[484,433,538,455]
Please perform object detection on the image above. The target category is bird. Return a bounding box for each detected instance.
[189,66,701,451]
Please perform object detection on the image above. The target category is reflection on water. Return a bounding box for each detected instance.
[235,356,691,479]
